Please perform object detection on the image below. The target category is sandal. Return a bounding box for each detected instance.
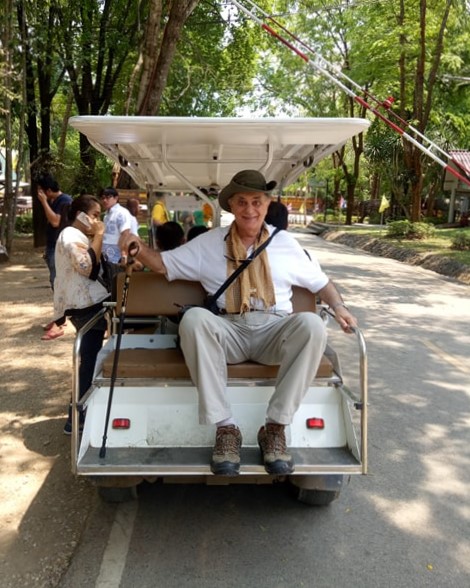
[43,320,67,331]
[41,327,65,341]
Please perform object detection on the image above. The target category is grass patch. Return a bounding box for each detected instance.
[334,225,470,266]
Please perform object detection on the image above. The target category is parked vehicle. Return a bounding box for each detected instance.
[68,116,369,505]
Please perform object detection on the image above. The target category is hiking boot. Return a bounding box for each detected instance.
[210,425,242,476]
[258,423,294,475]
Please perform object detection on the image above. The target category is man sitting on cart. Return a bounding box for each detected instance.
[119,170,357,476]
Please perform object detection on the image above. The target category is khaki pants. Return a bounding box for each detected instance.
[179,308,327,425]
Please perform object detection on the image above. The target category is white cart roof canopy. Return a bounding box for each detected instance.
[68,116,370,193]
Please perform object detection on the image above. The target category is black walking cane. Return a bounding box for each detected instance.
[99,244,139,459]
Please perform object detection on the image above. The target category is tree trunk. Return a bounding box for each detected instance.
[18,1,65,247]
[410,151,423,222]
[398,0,453,222]
[370,171,381,200]
[0,0,15,255]
[17,1,46,248]
[336,124,365,225]
[137,0,200,116]
[136,0,163,111]
[117,1,200,188]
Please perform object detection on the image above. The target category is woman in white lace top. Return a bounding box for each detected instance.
[53,194,109,434]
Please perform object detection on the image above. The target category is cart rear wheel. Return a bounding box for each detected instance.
[291,486,341,506]
[98,485,138,503]
[288,474,344,506]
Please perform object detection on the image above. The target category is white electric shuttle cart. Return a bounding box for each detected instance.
[67,116,369,505]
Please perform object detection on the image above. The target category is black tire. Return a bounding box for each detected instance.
[97,485,138,503]
[292,486,341,506]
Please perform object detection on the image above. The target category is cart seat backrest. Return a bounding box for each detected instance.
[115,272,316,315]
[116,272,205,316]
[105,273,330,381]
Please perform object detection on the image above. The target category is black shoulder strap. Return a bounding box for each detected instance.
[210,227,281,303]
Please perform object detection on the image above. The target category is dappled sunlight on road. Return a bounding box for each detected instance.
[0,418,95,587]
[0,307,73,415]
[0,243,88,585]
[394,393,428,408]
[293,233,470,583]
[364,431,470,571]
[369,495,438,537]
[423,457,468,497]
[1,263,42,273]
[0,234,467,586]
[421,339,470,376]
[0,423,57,557]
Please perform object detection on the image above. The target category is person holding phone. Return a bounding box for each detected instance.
[37,174,73,340]
[53,194,110,434]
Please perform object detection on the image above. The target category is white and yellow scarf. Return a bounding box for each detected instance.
[224,223,276,314]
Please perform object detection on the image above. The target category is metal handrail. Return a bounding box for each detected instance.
[352,326,368,474]
[320,308,368,473]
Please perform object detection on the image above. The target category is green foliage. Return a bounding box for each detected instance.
[159,2,266,117]
[450,232,470,251]
[15,212,33,234]
[368,212,382,225]
[386,220,435,240]
[2,0,470,228]
[138,223,149,242]
[57,0,142,116]
[63,135,113,195]
[423,215,448,226]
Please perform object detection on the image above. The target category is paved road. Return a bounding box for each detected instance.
[60,232,470,588]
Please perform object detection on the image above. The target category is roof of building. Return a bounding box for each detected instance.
[444,150,470,192]
[449,150,470,175]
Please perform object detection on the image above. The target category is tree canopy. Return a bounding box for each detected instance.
[1,0,470,251]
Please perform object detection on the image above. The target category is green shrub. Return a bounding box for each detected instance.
[423,216,447,226]
[386,220,410,238]
[450,232,470,251]
[409,222,435,240]
[386,220,435,240]
[15,213,34,234]
[368,211,382,224]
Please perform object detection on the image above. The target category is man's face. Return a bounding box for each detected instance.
[229,192,271,236]
[100,194,118,211]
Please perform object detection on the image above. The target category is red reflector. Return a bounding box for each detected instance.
[112,418,131,429]
[306,417,324,429]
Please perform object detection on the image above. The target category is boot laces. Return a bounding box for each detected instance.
[214,426,240,456]
[264,424,287,454]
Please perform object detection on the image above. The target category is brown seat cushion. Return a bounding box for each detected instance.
[102,348,334,380]
[108,275,326,380]
[115,273,317,316]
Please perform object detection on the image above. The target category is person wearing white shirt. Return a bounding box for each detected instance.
[100,187,133,263]
[119,170,357,477]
